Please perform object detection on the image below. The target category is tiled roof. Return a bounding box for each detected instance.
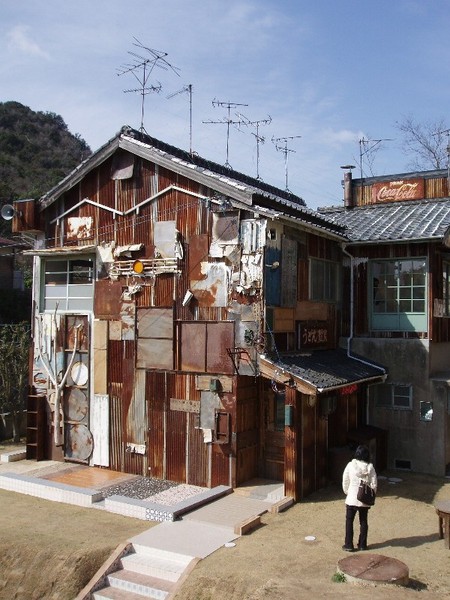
[266,349,385,391]
[319,198,450,243]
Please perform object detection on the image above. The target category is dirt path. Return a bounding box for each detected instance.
[1,438,449,600]
[173,472,450,600]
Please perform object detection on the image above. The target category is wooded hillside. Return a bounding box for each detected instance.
[0,101,91,211]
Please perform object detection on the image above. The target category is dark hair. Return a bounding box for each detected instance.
[354,444,370,463]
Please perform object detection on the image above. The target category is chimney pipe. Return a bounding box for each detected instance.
[340,165,355,208]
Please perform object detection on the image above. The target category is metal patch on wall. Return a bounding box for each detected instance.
[67,216,93,240]
[65,423,94,461]
[65,388,88,422]
[170,398,200,413]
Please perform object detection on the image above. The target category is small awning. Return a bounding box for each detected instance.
[24,245,97,257]
[259,349,386,395]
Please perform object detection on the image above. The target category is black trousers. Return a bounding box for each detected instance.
[345,505,369,548]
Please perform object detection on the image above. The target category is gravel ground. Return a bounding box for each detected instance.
[101,476,205,503]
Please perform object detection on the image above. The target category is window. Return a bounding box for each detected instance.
[371,258,427,331]
[420,401,433,421]
[443,261,450,316]
[310,259,338,302]
[373,383,412,410]
[42,257,94,312]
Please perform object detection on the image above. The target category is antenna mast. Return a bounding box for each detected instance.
[358,137,393,180]
[203,99,248,168]
[167,84,193,155]
[117,37,180,134]
[236,113,272,180]
[272,135,301,192]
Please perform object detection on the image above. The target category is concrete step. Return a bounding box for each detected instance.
[131,543,194,566]
[105,569,175,599]
[121,550,193,582]
[93,585,153,599]
[0,449,26,463]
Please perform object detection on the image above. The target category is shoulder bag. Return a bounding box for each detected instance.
[357,479,376,505]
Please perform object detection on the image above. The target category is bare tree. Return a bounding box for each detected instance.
[395,116,449,170]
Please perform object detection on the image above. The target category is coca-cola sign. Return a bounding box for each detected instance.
[372,178,424,203]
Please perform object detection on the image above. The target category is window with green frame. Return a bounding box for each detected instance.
[310,258,338,302]
[42,257,94,312]
[371,258,427,331]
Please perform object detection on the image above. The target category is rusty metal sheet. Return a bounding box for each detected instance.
[67,216,93,240]
[94,279,123,318]
[65,424,93,462]
[191,262,230,307]
[206,321,235,374]
[137,337,173,369]
[188,234,209,280]
[210,212,239,257]
[170,398,200,413]
[180,322,206,371]
[65,388,88,422]
[137,308,173,338]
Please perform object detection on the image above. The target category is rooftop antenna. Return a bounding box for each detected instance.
[272,135,301,192]
[167,84,193,155]
[236,113,272,180]
[358,137,393,180]
[117,37,180,134]
[203,99,248,168]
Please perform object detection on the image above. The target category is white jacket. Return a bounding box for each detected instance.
[342,459,377,507]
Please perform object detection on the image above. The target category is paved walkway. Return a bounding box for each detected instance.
[0,449,287,598]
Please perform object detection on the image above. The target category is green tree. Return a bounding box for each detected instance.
[0,323,30,441]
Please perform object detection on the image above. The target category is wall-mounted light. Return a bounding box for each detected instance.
[132,260,144,274]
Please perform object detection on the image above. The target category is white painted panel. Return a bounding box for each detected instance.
[91,394,109,467]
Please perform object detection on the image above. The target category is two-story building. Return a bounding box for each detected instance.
[14,126,386,501]
[321,168,450,477]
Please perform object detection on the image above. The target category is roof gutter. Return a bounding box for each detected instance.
[342,243,386,378]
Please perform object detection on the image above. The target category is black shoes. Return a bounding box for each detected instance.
[342,545,355,552]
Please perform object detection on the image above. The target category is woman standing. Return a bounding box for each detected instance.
[342,444,377,552]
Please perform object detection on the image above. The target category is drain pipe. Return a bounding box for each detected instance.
[342,243,386,376]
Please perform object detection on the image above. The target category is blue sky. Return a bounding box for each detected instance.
[1,0,450,209]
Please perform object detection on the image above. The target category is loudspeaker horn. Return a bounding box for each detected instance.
[1,204,15,221]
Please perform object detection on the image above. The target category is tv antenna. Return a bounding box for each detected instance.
[167,84,193,155]
[358,137,392,180]
[236,113,272,180]
[203,99,248,168]
[117,37,180,134]
[272,135,301,192]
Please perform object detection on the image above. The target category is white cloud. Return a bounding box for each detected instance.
[7,25,50,59]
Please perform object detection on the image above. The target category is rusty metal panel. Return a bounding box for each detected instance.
[206,321,235,374]
[109,390,123,471]
[154,273,175,305]
[211,445,231,487]
[166,408,187,482]
[187,414,208,487]
[189,234,209,280]
[95,279,123,318]
[138,308,173,338]
[126,370,146,445]
[281,237,298,307]
[191,262,230,307]
[180,322,206,371]
[146,371,166,479]
[137,338,173,369]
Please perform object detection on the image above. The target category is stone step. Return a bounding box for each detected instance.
[121,550,194,582]
[106,569,175,599]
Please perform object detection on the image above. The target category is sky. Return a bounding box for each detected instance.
[1,0,450,209]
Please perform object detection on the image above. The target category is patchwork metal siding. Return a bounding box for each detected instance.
[146,371,166,479]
